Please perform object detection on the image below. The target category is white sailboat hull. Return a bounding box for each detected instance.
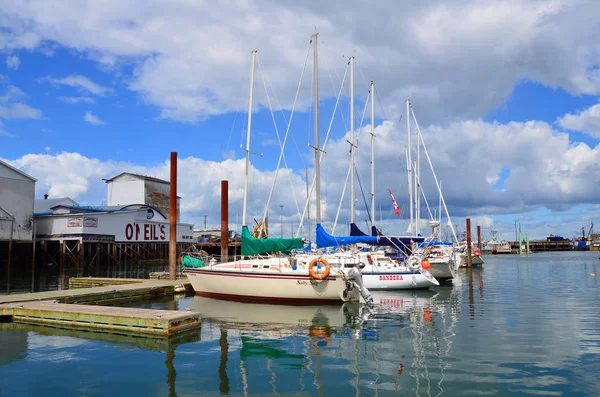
[428,259,456,281]
[185,264,358,304]
[361,270,438,289]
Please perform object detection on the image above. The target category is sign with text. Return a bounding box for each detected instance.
[124,223,167,241]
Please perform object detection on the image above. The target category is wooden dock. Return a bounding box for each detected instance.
[0,300,199,336]
[0,277,200,337]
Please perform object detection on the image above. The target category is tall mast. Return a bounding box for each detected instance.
[416,101,421,235]
[406,99,414,234]
[313,34,321,224]
[350,56,355,225]
[370,81,375,228]
[242,50,257,227]
[306,167,310,241]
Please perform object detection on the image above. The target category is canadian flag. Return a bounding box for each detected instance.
[388,188,400,216]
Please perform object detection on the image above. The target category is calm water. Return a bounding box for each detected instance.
[1,252,599,396]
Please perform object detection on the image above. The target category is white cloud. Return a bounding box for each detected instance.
[6,54,20,70]
[3,113,600,239]
[0,102,42,119]
[0,1,598,123]
[45,75,111,96]
[83,111,105,125]
[557,103,600,138]
[59,96,95,104]
[0,84,41,119]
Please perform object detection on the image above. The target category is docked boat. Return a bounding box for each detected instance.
[186,244,366,304]
[186,38,373,305]
[415,242,457,281]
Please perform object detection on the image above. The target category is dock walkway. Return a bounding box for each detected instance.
[0,277,200,337]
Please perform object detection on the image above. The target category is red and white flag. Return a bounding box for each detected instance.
[388,188,400,216]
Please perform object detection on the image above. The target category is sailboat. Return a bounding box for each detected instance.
[186,38,368,304]
[311,63,438,290]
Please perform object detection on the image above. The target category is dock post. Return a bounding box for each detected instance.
[466,218,472,267]
[169,152,177,280]
[31,222,36,292]
[221,180,229,262]
[477,225,481,250]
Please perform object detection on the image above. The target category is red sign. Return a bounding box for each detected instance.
[125,223,166,241]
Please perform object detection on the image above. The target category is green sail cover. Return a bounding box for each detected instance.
[241,225,304,256]
[182,256,206,268]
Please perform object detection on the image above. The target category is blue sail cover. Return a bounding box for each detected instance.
[349,223,424,250]
[316,224,378,248]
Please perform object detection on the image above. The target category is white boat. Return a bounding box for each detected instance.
[420,244,457,281]
[185,38,371,305]
[296,251,439,290]
[456,241,485,267]
[186,256,362,303]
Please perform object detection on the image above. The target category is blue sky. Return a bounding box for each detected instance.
[1,0,600,241]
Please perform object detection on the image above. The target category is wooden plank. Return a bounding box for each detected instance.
[1,300,200,336]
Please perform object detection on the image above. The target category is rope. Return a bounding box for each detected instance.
[295,62,349,237]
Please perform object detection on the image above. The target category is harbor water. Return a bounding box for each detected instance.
[1,251,599,396]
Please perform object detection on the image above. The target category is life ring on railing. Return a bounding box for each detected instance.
[406,256,421,272]
[473,248,481,256]
[309,257,331,280]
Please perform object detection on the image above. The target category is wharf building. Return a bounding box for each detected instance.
[1,166,194,284]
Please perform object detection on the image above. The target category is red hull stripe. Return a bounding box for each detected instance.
[185,270,336,281]
[196,291,342,304]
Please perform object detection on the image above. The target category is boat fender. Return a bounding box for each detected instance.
[367,254,373,265]
[309,257,331,280]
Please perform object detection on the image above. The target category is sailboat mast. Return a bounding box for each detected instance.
[370,81,375,228]
[313,34,321,224]
[306,167,311,241]
[242,50,257,227]
[416,101,421,235]
[406,99,414,234]
[350,56,355,226]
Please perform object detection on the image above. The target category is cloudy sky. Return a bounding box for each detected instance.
[1,0,600,241]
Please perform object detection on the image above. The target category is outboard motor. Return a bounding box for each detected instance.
[347,265,373,305]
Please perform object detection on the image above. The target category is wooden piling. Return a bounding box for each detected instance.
[221,180,229,262]
[169,152,177,280]
[466,218,472,267]
[477,225,481,250]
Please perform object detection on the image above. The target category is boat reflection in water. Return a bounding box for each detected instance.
[185,286,460,396]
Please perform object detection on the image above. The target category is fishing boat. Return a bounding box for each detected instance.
[186,38,370,304]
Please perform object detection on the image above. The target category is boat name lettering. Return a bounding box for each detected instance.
[379,275,403,281]
[125,223,166,241]
[297,280,319,286]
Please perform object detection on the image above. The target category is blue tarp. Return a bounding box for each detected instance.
[316,224,378,248]
[348,223,424,252]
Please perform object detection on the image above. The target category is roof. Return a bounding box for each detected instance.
[34,197,79,214]
[0,159,37,182]
[104,172,169,185]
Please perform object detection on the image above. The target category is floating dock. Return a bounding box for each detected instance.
[0,277,200,337]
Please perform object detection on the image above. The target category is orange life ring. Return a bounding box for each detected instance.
[474,248,481,256]
[367,254,373,265]
[309,257,331,280]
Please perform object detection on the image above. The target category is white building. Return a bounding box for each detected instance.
[0,159,36,242]
[105,172,180,221]
[35,204,194,243]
